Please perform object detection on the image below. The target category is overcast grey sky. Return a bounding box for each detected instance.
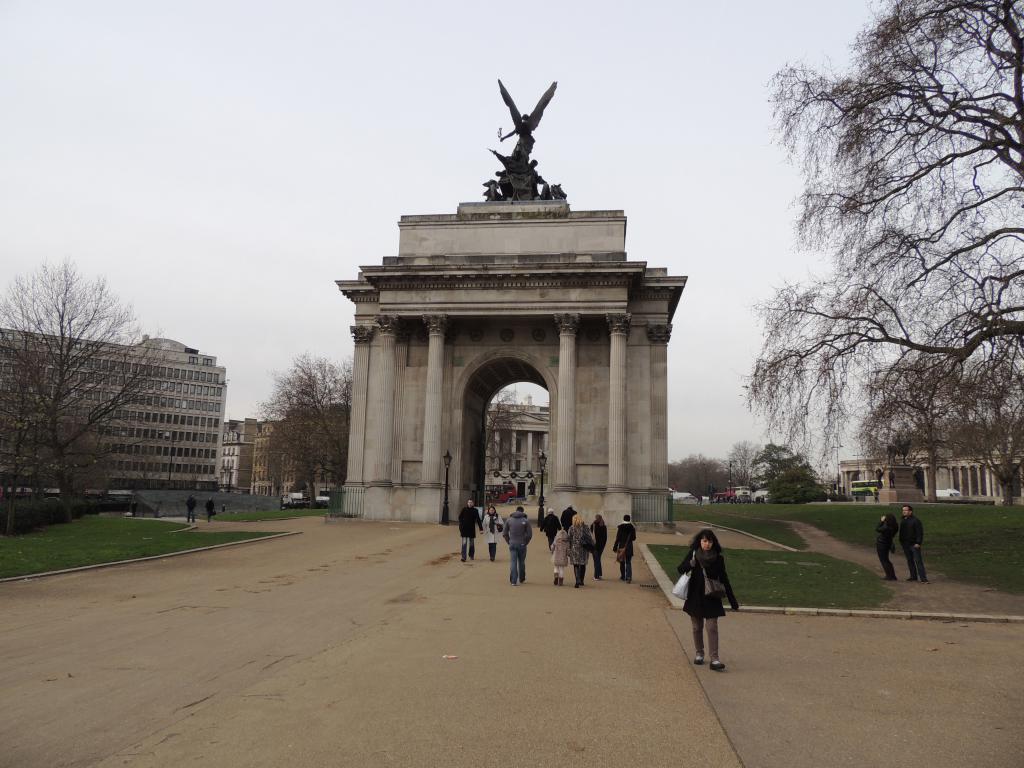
[0,0,873,460]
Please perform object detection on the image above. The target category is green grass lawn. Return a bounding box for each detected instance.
[216,508,326,522]
[674,505,807,549]
[0,517,281,579]
[648,543,892,609]
[685,503,1024,594]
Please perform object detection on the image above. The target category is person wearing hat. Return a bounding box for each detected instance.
[541,507,561,550]
[458,499,483,562]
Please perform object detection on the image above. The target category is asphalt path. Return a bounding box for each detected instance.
[1,518,740,768]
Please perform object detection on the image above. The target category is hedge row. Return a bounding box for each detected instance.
[2,498,102,535]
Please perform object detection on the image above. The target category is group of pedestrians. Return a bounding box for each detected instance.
[874,503,928,583]
[184,495,218,523]
[457,501,638,588]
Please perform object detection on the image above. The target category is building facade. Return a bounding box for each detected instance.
[839,457,1022,502]
[485,398,550,499]
[220,417,257,493]
[105,337,227,491]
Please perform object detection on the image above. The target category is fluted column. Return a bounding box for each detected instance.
[553,313,580,489]
[370,315,399,486]
[606,313,631,491]
[345,325,375,485]
[419,314,447,488]
[647,323,672,489]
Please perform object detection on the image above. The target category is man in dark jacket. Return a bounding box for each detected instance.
[205,498,216,522]
[540,507,561,549]
[613,515,637,583]
[560,505,576,532]
[502,505,533,586]
[185,495,197,523]
[457,499,483,562]
[898,504,928,583]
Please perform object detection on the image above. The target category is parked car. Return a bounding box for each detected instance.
[671,491,698,504]
[280,493,309,509]
[936,488,962,498]
[314,495,330,508]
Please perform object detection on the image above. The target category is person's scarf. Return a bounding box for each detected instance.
[487,512,497,534]
[694,548,719,572]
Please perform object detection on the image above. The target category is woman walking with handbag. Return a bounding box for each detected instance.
[676,528,739,671]
[567,513,595,587]
[612,514,637,583]
[482,505,504,562]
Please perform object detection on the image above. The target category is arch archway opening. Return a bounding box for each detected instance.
[461,358,550,510]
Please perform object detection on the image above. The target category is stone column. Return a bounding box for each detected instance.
[606,313,631,491]
[553,313,580,490]
[345,325,375,485]
[370,315,399,486]
[419,314,447,488]
[647,323,672,489]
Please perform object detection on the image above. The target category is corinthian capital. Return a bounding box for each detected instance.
[350,325,376,344]
[646,323,673,344]
[553,313,581,335]
[606,313,632,335]
[423,314,449,335]
[375,314,402,336]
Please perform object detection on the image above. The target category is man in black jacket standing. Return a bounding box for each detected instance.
[898,504,928,583]
[458,499,483,562]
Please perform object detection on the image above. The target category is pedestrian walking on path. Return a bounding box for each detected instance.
[560,505,576,532]
[458,499,483,562]
[590,514,608,580]
[875,513,899,580]
[613,514,637,583]
[185,495,197,523]
[677,528,739,671]
[551,528,569,585]
[205,498,216,522]
[899,504,928,583]
[541,507,560,549]
[482,505,504,562]
[502,505,532,585]
[567,513,595,587]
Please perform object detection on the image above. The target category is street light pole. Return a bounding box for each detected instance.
[441,450,451,525]
[537,450,546,527]
[165,430,176,489]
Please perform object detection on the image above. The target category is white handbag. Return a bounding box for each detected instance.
[672,572,691,599]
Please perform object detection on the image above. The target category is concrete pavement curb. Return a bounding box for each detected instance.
[639,543,1024,625]
[0,531,302,584]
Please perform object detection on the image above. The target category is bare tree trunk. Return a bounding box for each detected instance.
[4,476,17,537]
[925,448,938,503]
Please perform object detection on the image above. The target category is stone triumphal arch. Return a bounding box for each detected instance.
[337,200,685,522]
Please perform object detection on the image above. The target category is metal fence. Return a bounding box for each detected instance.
[327,487,365,520]
[630,493,673,523]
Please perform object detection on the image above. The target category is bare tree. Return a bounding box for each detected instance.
[949,344,1024,505]
[751,0,1024,450]
[727,441,761,488]
[0,261,151,522]
[859,356,955,502]
[668,454,728,498]
[261,354,352,498]
[485,387,520,474]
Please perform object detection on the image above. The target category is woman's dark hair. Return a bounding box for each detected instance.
[883,513,898,530]
[689,528,722,553]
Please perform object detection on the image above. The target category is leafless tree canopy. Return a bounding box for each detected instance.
[727,440,762,488]
[260,354,352,496]
[752,0,1024,448]
[485,388,520,473]
[0,261,151,526]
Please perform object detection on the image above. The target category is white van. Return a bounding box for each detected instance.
[936,488,962,499]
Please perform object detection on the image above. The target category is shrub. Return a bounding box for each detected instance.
[5,499,67,535]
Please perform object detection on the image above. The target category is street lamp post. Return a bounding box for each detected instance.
[537,450,547,527]
[441,450,452,525]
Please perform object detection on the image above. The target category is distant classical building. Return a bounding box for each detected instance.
[839,456,1021,502]
[220,417,257,493]
[485,397,550,499]
[106,337,227,491]
[249,419,338,499]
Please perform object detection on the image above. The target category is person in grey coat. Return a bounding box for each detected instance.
[502,505,533,586]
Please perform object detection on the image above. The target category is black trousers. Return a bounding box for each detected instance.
[573,561,587,585]
[876,543,896,579]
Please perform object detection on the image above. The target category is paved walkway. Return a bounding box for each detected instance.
[1,518,739,768]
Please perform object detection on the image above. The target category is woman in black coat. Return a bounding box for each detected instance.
[590,514,608,580]
[676,528,739,671]
[875,513,899,581]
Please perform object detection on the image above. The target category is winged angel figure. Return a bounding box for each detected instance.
[482,79,566,202]
[498,79,557,159]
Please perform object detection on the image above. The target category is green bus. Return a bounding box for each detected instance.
[850,480,881,497]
